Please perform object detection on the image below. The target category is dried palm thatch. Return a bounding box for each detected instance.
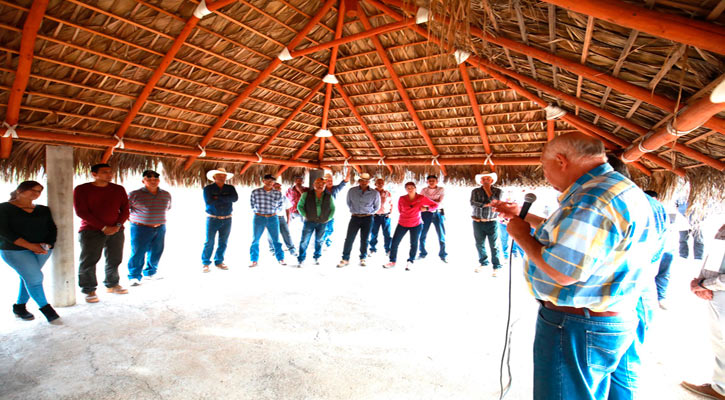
[0,0,722,212]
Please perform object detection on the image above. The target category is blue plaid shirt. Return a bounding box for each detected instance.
[525,163,666,312]
[250,187,284,215]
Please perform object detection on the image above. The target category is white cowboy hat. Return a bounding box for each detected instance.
[359,172,372,181]
[475,172,497,185]
[206,167,235,181]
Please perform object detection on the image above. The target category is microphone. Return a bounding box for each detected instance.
[518,193,537,218]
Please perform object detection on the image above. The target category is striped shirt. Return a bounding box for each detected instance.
[420,186,445,208]
[128,187,172,225]
[470,186,501,219]
[251,187,284,215]
[525,163,666,312]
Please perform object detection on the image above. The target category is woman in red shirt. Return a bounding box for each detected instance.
[383,182,438,270]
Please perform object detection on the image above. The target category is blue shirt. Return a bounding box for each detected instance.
[346,186,380,215]
[250,187,284,215]
[525,163,666,312]
[325,180,347,198]
[203,183,238,216]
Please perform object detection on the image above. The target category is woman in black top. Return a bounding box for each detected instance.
[0,181,60,323]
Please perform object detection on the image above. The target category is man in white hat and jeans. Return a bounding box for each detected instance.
[337,172,380,268]
[201,167,238,273]
[471,172,503,275]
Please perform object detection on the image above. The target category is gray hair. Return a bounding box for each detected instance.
[542,132,606,163]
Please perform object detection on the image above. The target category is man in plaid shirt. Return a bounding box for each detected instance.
[249,174,286,268]
[494,132,666,400]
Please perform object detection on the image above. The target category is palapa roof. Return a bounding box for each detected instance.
[0,0,724,197]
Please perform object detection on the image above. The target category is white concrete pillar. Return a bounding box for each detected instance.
[46,145,75,307]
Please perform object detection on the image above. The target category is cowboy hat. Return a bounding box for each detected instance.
[358,172,371,181]
[475,172,497,185]
[206,167,235,181]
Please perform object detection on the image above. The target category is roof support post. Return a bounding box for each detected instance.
[356,9,446,175]
[1,0,49,159]
[101,0,237,163]
[184,0,337,170]
[538,0,725,56]
[458,64,492,154]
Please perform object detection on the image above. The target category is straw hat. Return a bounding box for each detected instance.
[475,172,497,185]
[206,167,234,181]
[359,172,371,181]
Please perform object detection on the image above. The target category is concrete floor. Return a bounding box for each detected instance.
[0,183,716,399]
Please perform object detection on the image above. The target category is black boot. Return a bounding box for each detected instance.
[12,303,34,320]
[39,304,60,323]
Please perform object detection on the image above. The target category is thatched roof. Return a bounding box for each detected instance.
[0,0,723,193]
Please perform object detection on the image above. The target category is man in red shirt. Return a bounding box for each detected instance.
[73,163,129,303]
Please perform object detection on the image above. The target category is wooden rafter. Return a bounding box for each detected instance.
[458,64,492,154]
[356,8,446,175]
[0,0,49,159]
[183,0,337,170]
[574,16,595,116]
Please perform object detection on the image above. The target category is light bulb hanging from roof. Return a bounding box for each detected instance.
[315,129,332,138]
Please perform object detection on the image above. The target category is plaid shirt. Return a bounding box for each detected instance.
[470,186,501,219]
[525,163,666,312]
[250,187,284,215]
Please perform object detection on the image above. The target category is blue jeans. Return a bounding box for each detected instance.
[419,212,447,259]
[202,217,232,266]
[297,221,326,263]
[389,224,422,263]
[128,223,166,279]
[655,252,673,301]
[472,220,501,268]
[323,218,335,247]
[251,214,284,262]
[369,214,392,253]
[341,215,373,261]
[533,305,640,400]
[679,229,704,259]
[268,216,295,253]
[1,249,52,307]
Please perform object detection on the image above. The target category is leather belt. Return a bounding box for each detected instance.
[375,213,390,217]
[133,222,162,228]
[255,213,275,217]
[352,214,372,217]
[208,214,232,219]
[541,301,619,317]
[472,217,495,222]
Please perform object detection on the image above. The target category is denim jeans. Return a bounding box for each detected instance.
[679,229,705,259]
[202,217,232,266]
[389,224,422,263]
[369,214,392,253]
[128,223,166,279]
[472,220,501,268]
[297,221,326,263]
[498,221,524,258]
[533,305,639,400]
[79,229,124,294]
[419,211,447,259]
[268,216,295,254]
[1,249,52,307]
[655,252,673,301]
[251,214,284,262]
[323,218,335,247]
[341,215,373,261]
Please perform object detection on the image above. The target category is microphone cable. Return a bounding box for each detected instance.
[498,237,516,399]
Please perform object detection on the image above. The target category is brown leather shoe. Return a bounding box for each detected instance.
[681,382,725,400]
[215,263,228,270]
[106,285,128,295]
[85,291,99,303]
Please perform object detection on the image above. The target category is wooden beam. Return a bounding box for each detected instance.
[1,0,49,159]
[356,9,446,175]
[458,64,492,154]
[322,156,540,167]
[547,119,555,141]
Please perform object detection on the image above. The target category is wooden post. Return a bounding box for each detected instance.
[46,146,76,307]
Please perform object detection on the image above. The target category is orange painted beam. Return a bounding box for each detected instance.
[322,156,540,167]
[1,0,49,159]
[547,119,555,142]
[319,137,326,161]
[539,0,725,56]
[356,9,446,175]
[185,0,337,170]
[458,64,492,154]
[288,18,416,59]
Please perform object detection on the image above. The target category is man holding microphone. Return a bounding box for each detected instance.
[493,132,665,399]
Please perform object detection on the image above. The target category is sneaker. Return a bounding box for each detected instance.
[144,274,162,281]
[337,260,349,268]
[441,257,448,263]
[215,263,229,270]
[314,258,320,265]
[202,265,210,273]
[383,262,396,269]
[681,382,725,400]
[249,261,258,268]
[370,249,377,254]
[289,249,297,256]
[279,260,287,266]
[405,261,413,271]
[295,261,304,268]
[85,291,99,303]
[106,285,128,295]
[417,255,426,260]
[129,278,142,287]
[360,259,367,267]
